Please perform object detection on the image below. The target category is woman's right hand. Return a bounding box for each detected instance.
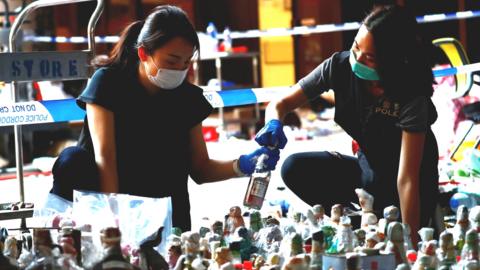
[238,146,281,175]
[255,119,288,149]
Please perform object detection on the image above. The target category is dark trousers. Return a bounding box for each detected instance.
[281,150,437,228]
[50,146,100,201]
[281,151,364,215]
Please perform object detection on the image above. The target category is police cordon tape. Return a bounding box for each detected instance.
[0,87,290,127]
[0,62,479,127]
[22,10,480,43]
[0,99,85,127]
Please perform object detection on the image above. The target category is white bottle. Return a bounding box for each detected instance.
[222,27,232,52]
[243,154,271,210]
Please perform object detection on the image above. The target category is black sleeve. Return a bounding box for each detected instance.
[298,52,338,100]
[397,96,437,132]
[76,68,116,111]
[185,84,213,129]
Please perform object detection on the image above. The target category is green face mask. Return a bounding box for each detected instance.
[349,50,379,81]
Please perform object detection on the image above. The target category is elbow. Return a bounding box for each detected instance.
[190,166,208,184]
[190,172,204,184]
[273,99,283,111]
[190,157,213,184]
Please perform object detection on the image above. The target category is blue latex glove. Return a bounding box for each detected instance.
[238,146,280,175]
[255,119,287,149]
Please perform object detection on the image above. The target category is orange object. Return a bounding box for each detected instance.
[407,250,417,264]
[243,261,253,270]
[202,126,219,142]
[232,46,248,53]
[352,139,360,155]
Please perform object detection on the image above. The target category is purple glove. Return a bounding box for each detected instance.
[255,119,287,149]
[238,146,280,175]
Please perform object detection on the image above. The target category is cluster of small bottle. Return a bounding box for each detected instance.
[2,188,480,269]
[0,220,165,270]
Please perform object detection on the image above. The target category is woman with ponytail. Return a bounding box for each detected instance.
[50,5,280,231]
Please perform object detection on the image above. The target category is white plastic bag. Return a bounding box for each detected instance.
[72,190,172,256]
[32,192,73,228]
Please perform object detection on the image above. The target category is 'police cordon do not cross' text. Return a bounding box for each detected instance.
[0,102,54,126]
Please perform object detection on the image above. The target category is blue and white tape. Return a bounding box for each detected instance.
[0,99,85,127]
[23,35,121,44]
[0,86,293,126]
[22,10,480,43]
[203,86,291,108]
[1,62,478,126]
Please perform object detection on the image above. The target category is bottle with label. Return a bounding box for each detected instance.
[243,154,271,210]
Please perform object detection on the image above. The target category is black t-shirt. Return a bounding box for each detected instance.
[299,51,439,224]
[76,66,213,231]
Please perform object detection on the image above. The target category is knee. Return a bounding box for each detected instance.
[281,153,304,188]
[51,146,98,200]
[52,146,95,178]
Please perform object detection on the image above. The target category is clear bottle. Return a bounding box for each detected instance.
[243,154,271,210]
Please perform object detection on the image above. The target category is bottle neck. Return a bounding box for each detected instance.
[254,154,268,171]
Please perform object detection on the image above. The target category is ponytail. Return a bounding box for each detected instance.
[93,20,145,70]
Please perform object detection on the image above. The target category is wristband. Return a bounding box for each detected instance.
[233,159,246,177]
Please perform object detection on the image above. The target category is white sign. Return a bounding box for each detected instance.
[0,51,90,82]
[0,101,54,126]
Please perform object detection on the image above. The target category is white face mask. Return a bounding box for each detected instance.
[145,59,188,90]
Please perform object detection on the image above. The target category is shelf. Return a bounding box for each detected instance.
[198,51,260,61]
[0,208,34,221]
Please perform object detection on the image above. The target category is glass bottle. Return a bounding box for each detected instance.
[243,154,271,210]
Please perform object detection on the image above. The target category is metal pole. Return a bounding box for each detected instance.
[8,0,103,206]
[87,0,105,52]
[252,55,260,121]
[9,82,24,203]
[215,57,224,131]
[10,0,98,42]
[1,0,10,27]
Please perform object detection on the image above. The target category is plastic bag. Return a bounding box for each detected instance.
[32,192,73,228]
[72,190,172,256]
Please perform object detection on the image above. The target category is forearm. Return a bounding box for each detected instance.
[265,99,286,123]
[398,176,420,249]
[265,84,307,123]
[95,156,119,193]
[192,159,240,184]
